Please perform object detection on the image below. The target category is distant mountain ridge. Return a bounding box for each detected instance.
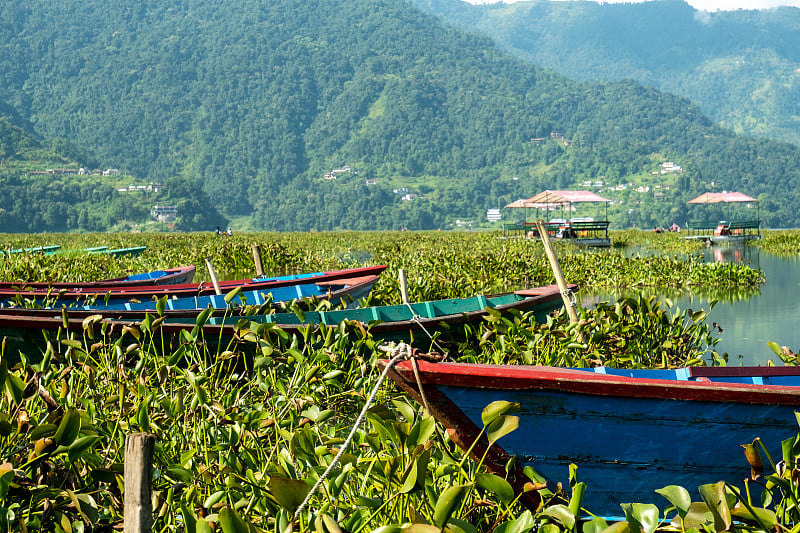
[408,0,800,144]
[2,0,800,230]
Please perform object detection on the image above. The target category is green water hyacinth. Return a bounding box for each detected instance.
[0,229,788,531]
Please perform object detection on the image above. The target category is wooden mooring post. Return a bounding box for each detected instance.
[398,269,409,304]
[205,256,222,296]
[252,245,265,277]
[124,433,155,533]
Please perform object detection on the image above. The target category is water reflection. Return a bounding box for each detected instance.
[582,243,797,366]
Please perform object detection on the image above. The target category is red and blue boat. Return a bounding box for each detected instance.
[0,272,380,319]
[0,265,386,306]
[0,265,196,290]
[383,361,800,516]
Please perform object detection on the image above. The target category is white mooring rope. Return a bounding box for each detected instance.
[294,342,412,519]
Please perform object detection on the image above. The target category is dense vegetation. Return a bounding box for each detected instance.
[2,0,800,231]
[1,230,794,531]
[0,118,226,232]
[411,0,800,145]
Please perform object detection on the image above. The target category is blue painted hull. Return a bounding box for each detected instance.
[439,384,797,514]
[384,362,800,516]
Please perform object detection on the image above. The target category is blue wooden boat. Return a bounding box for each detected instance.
[0,265,386,305]
[0,265,196,291]
[1,273,380,319]
[383,361,800,516]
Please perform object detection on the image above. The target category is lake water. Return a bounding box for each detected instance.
[582,244,800,366]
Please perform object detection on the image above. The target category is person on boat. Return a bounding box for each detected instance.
[215,226,221,235]
[226,227,233,236]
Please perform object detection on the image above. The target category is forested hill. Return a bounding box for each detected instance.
[2,0,800,231]
[0,101,226,232]
[409,0,800,146]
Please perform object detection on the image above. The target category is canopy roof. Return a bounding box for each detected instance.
[505,190,611,209]
[687,192,758,204]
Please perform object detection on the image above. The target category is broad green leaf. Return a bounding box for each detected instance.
[674,501,714,530]
[314,513,345,533]
[655,485,692,517]
[224,286,244,305]
[0,349,7,389]
[156,295,167,316]
[60,338,83,349]
[269,476,310,514]
[68,435,101,462]
[29,423,58,441]
[393,399,417,423]
[568,481,586,515]
[401,449,431,494]
[492,510,536,533]
[136,395,153,432]
[621,503,659,533]
[218,506,248,533]
[432,484,471,528]
[355,496,383,508]
[444,517,479,533]
[481,401,520,426]
[487,415,519,444]
[0,464,14,499]
[731,505,778,529]
[180,504,198,532]
[581,517,609,533]
[3,371,24,406]
[699,482,731,532]
[167,466,193,484]
[54,408,81,447]
[204,490,226,509]
[782,435,799,465]
[196,518,214,533]
[406,416,436,449]
[475,473,515,505]
[540,504,575,529]
[195,306,214,327]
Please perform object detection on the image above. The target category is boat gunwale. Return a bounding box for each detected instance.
[383,360,800,406]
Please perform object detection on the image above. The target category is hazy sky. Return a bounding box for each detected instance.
[464,0,800,11]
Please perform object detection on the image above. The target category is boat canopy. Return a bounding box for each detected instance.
[687,192,758,204]
[505,190,611,209]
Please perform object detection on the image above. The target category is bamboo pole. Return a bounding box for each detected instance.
[205,257,222,296]
[124,433,155,533]
[252,245,265,277]
[398,269,409,304]
[535,220,584,341]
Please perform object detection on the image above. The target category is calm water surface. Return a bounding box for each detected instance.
[583,245,800,366]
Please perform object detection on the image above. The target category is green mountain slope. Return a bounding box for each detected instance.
[409,0,800,145]
[0,101,226,232]
[1,0,800,230]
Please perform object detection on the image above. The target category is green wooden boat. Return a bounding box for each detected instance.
[197,284,568,337]
[92,246,147,257]
[1,245,61,255]
[0,284,571,358]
